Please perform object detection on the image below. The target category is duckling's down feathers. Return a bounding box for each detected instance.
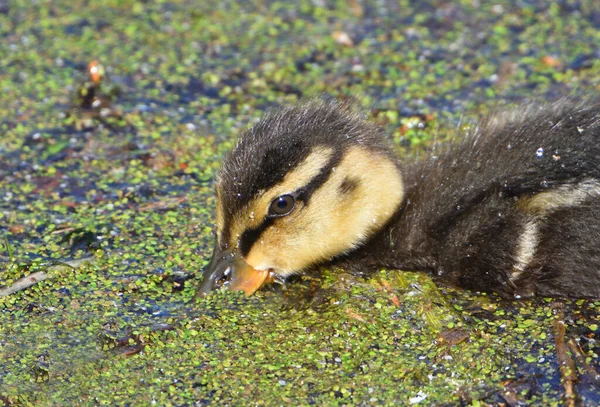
[346,98,600,298]
[216,98,395,247]
[202,97,600,299]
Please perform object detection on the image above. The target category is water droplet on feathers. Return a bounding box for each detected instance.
[536,147,544,158]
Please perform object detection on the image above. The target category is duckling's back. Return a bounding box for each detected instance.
[365,99,600,298]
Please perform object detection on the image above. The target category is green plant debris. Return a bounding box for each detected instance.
[1,0,599,406]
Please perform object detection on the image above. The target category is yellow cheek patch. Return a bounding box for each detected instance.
[246,146,404,275]
[225,146,334,249]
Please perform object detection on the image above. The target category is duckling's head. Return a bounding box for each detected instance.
[198,98,405,296]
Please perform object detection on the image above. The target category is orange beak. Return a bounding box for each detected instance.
[227,256,272,295]
[197,244,273,297]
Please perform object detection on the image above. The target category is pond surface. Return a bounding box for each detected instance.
[1,1,599,405]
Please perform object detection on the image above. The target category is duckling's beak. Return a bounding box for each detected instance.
[197,244,272,297]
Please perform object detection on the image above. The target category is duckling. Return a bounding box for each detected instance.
[197,97,600,299]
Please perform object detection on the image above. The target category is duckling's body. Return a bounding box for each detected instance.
[199,98,600,299]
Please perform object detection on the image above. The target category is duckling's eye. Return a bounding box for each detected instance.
[268,194,295,217]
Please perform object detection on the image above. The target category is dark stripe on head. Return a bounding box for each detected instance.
[295,149,343,204]
[239,217,275,257]
[237,148,343,256]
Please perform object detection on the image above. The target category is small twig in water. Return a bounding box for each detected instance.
[0,271,48,297]
[138,196,187,212]
[0,257,93,297]
[553,302,578,407]
[567,338,600,386]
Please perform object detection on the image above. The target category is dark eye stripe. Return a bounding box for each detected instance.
[235,149,343,256]
[239,218,274,257]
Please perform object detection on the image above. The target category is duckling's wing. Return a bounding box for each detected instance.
[398,100,600,298]
[516,201,600,298]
